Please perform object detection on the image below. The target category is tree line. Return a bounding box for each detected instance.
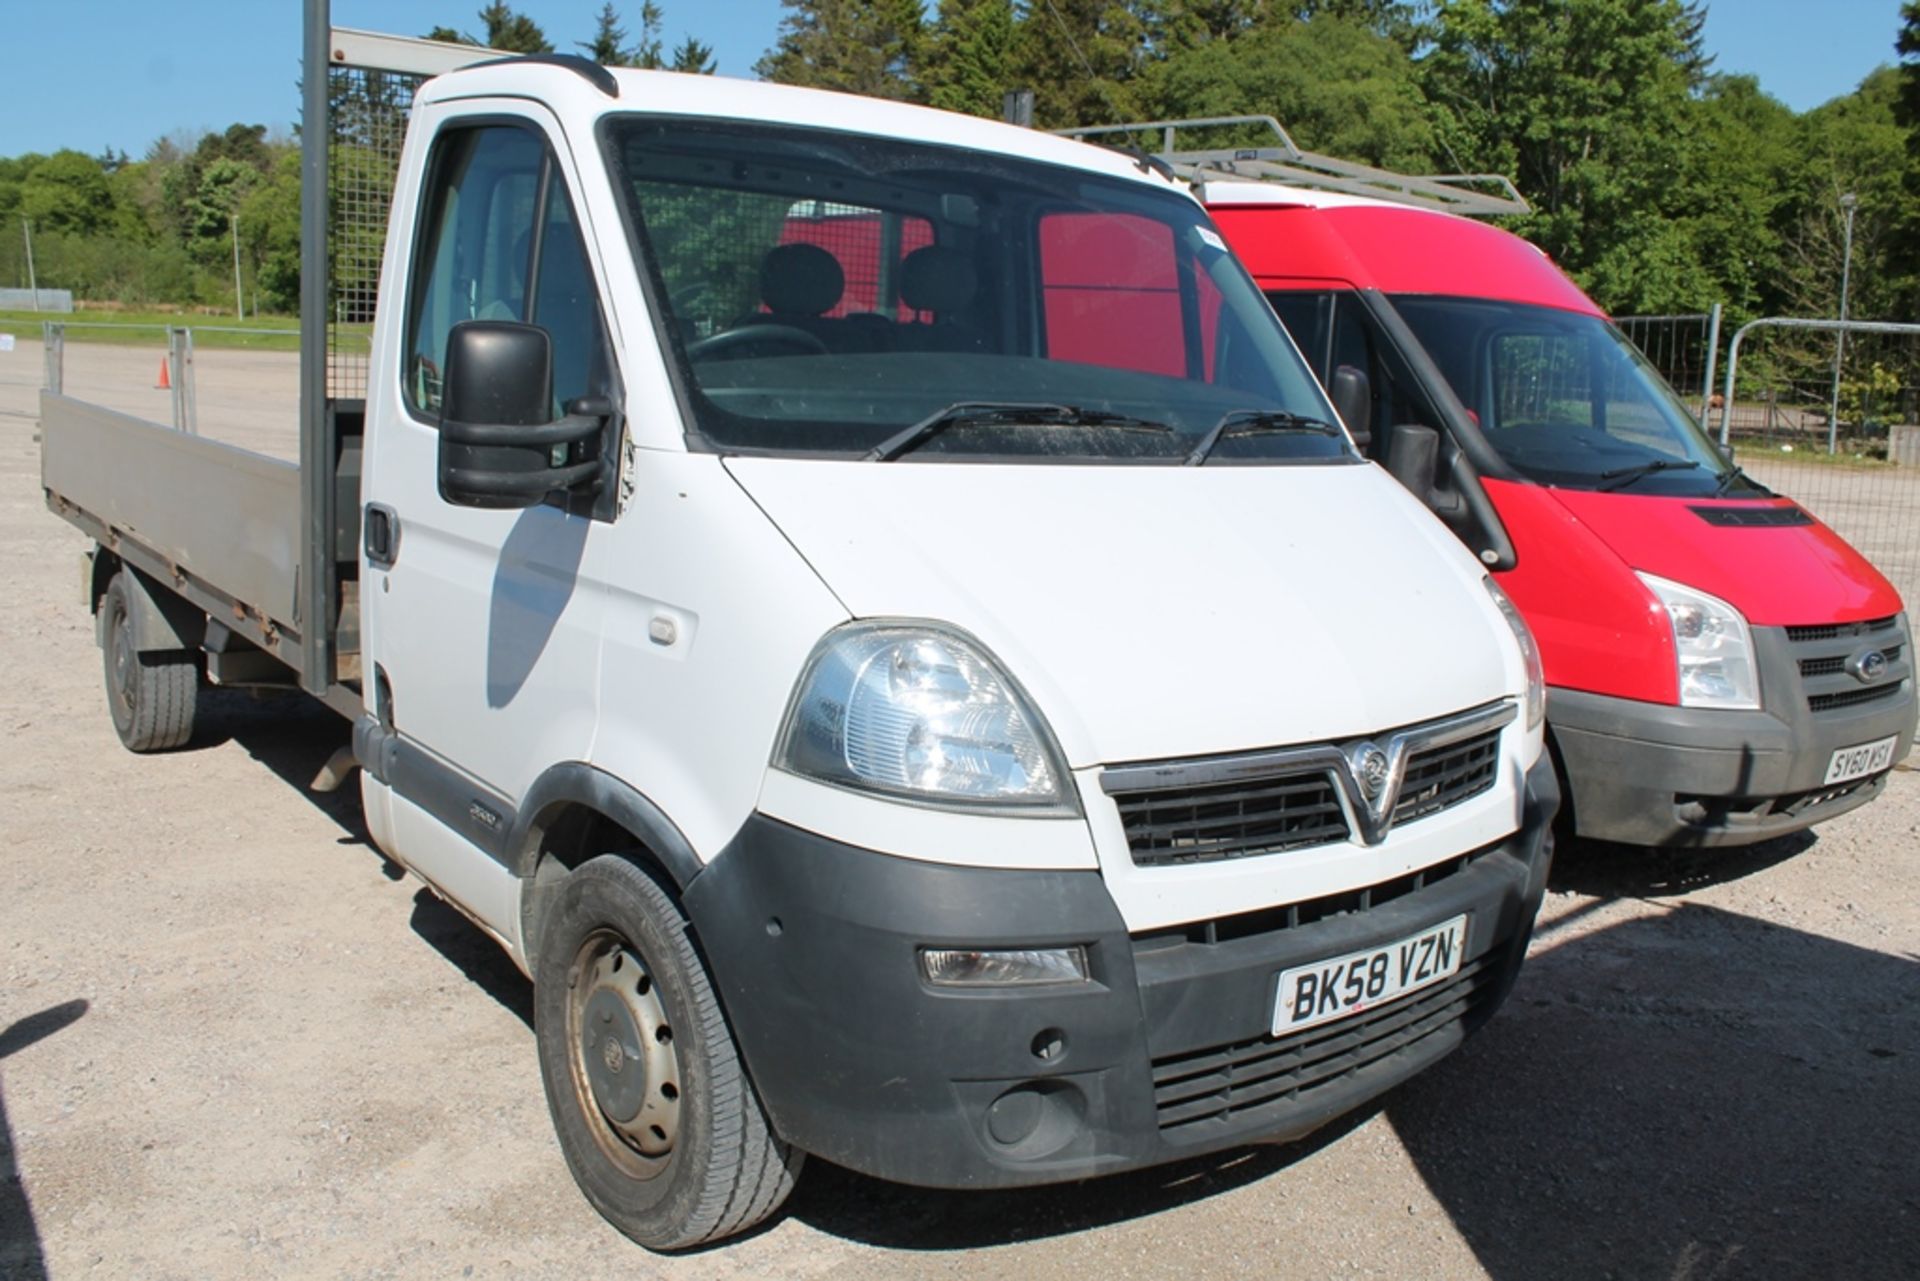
[2,0,1918,327]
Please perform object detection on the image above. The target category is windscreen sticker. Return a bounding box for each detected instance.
[1194,226,1227,253]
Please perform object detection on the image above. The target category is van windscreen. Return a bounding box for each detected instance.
[604,117,1346,464]
[1391,296,1755,496]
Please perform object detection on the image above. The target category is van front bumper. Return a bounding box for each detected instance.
[1550,675,1916,848]
[682,755,1557,1189]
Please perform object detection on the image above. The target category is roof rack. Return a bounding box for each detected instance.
[1057,116,1530,217]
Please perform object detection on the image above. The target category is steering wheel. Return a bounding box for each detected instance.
[687,324,829,360]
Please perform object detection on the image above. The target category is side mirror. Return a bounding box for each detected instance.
[437,320,604,509]
[1386,422,1440,500]
[1331,364,1371,451]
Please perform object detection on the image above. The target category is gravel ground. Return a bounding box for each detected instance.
[3,343,1918,1279]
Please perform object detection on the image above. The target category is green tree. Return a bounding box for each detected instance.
[921,0,1015,117]
[757,0,928,99]
[1420,0,1710,312]
[1143,15,1439,169]
[19,151,113,236]
[580,2,638,62]
[670,35,718,73]
[1005,0,1150,126]
[476,2,554,52]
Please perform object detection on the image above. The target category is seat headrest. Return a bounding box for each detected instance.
[760,243,845,316]
[899,245,977,316]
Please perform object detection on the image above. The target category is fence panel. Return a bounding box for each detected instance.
[1614,309,1720,421]
[1713,319,1920,608]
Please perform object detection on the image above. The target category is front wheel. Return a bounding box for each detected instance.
[533,855,801,1250]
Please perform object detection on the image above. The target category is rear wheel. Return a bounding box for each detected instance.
[100,572,196,752]
[533,854,801,1250]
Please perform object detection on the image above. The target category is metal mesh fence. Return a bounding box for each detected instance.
[1714,322,1920,608]
[1615,312,1719,420]
[326,64,421,401]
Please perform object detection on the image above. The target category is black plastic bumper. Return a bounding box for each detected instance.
[681,755,1558,1189]
[1550,677,1916,848]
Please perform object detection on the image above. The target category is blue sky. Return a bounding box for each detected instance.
[0,1,1908,158]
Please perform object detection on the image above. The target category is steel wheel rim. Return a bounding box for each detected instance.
[565,929,681,1179]
[109,601,137,716]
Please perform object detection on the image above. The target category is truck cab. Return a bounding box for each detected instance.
[44,48,1555,1250]
[1204,181,1916,847]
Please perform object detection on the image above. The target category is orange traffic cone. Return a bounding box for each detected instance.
[155,358,171,391]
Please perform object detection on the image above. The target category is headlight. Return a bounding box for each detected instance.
[1484,578,1545,729]
[1637,572,1760,710]
[774,622,1076,813]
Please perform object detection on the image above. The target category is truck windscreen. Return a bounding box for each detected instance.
[1391,296,1756,496]
[604,118,1347,463]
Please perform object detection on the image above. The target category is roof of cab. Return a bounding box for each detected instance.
[417,62,1194,200]
[1199,179,1601,316]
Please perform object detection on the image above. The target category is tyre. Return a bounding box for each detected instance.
[533,854,801,1250]
[100,572,197,752]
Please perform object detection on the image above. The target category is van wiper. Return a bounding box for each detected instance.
[864,401,1171,461]
[1712,464,1767,496]
[1186,409,1340,467]
[1596,458,1700,492]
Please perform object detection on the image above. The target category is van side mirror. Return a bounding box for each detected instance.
[1331,364,1371,451]
[437,320,604,509]
[1386,422,1440,500]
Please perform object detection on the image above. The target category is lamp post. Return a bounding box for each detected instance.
[1827,191,1858,454]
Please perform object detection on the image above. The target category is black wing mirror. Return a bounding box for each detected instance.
[437,320,605,509]
[1331,364,1371,451]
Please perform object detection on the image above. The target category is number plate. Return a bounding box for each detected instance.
[1823,735,1897,785]
[1273,915,1468,1037]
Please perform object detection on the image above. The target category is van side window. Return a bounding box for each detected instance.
[406,125,613,423]
[406,127,543,417]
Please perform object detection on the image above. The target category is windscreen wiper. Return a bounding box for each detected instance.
[1186,409,1341,467]
[1596,458,1700,492]
[864,401,1171,461]
[1711,463,1768,497]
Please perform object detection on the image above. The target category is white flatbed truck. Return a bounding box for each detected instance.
[40,3,1557,1250]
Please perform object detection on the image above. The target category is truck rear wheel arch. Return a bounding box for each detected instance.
[89,550,207,657]
[512,765,706,961]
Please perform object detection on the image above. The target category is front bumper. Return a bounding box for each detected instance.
[682,754,1557,1190]
[1550,663,1916,848]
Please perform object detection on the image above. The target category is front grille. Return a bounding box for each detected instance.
[1800,642,1902,679]
[1393,729,1500,824]
[1786,616,1897,643]
[1114,773,1349,867]
[1105,708,1511,867]
[1808,684,1906,714]
[1150,955,1499,1135]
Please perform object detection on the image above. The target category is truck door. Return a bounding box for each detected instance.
[361,104,620,934]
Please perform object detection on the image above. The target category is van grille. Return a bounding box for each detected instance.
[1111,728,1503,868]
[1392,728,1500,825]
[1807,684,1907,714]
[1150,955,1498,1135]
[1780,615,1910,717]
[1113,774,1348,867]
[1785,616,1897,644]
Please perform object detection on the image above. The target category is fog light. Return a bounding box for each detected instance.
[919,946,1089,987]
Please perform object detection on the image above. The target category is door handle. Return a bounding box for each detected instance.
[365,503,401,569]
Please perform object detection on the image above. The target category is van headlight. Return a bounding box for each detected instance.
[1484,578,1544,729]
[774,623,1077,814]
[1637,572,1760,710]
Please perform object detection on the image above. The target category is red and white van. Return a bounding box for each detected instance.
[1205,182,1917,846]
